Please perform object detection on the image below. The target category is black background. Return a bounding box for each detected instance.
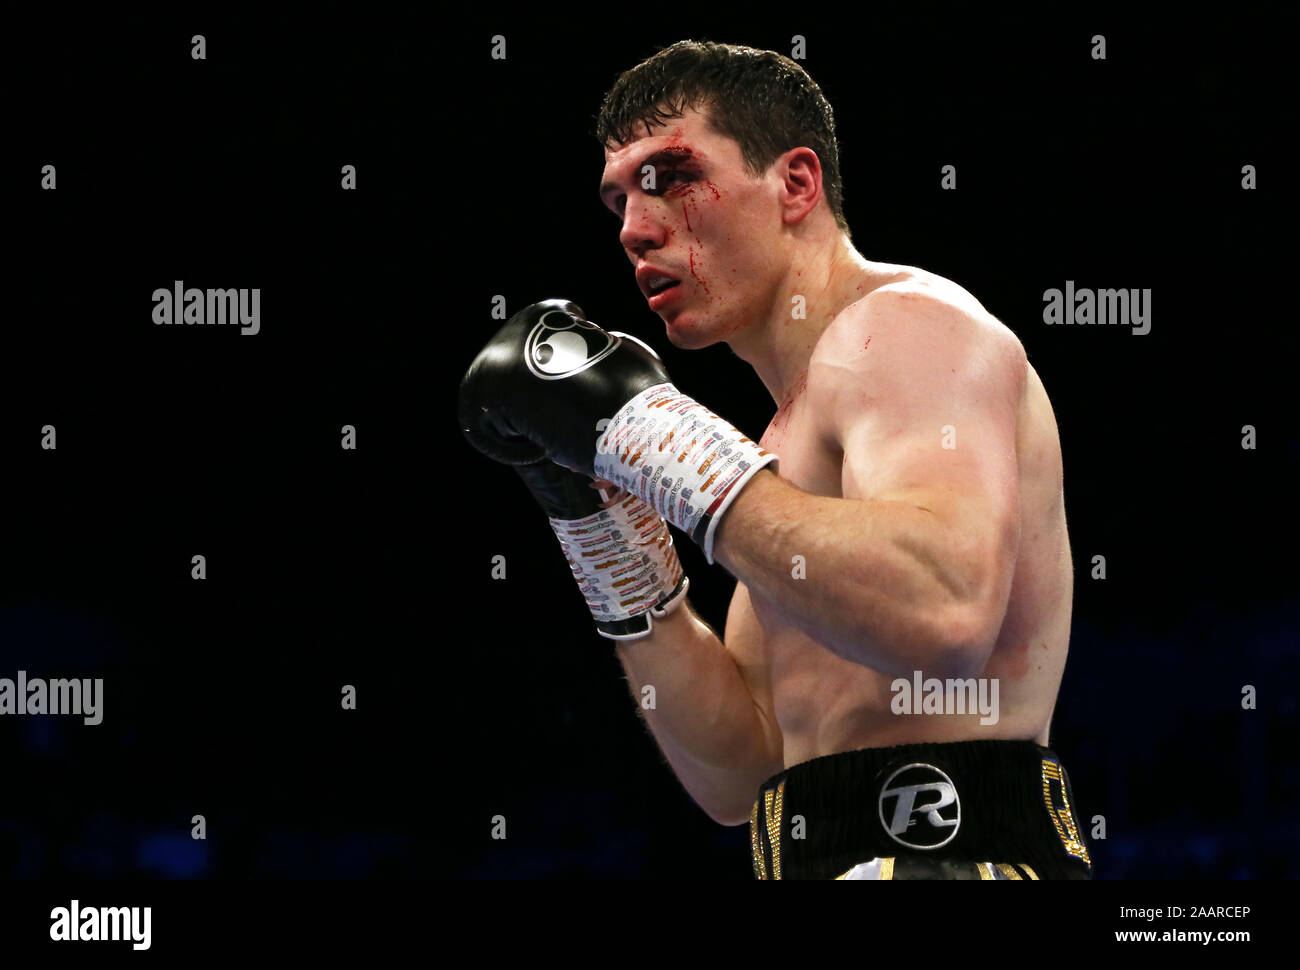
[2,6,1295,881]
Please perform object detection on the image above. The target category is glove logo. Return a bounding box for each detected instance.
[525,310,622,381]
[878,763,961,850]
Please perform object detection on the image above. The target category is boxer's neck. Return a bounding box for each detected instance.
[727,232,888,407]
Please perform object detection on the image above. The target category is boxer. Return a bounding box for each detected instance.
[460,40,1091,879]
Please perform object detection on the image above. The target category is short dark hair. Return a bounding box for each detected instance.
[595,40,849,236]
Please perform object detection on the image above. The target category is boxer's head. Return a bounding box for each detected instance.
[597,41,848,349]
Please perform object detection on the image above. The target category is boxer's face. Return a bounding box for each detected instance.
[600,107,786,348]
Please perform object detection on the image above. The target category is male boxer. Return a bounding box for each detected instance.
[460,41,1091,879]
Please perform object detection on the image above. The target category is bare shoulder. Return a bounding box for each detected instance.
[811,269,1027,400]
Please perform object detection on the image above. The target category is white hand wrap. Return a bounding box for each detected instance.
[547,491,688,640]
[593,383,778,564]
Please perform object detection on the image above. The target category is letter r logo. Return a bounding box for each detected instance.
[878,763,961,849]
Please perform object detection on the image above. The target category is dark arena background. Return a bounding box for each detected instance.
[1,5,1294,954]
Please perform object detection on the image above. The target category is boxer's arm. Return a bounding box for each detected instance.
[713,287,1024,680]
[614,590,782,826]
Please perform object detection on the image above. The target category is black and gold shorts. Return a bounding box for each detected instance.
[750,739,1092,880]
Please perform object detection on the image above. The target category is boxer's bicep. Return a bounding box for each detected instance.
[837,385,1019,533]
[839,404,1020,605]
[820,291,1024,640]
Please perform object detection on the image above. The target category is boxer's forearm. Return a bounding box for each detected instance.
[615,604,781,826]
[714,470,993,679]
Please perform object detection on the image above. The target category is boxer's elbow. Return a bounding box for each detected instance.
[688,785,761,828]
[669,735,780,829]
[708,804,757,828]
[924,582,1005,678]
[841,586,1000,679]
[925,528,1014,676]
[928,616,994,680]
[876,526,1002,674]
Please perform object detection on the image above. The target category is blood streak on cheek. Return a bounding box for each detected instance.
[673,180,704,232]
[688,248,711,294]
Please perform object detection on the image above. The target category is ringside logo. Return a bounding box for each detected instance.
[878,762,961,849]
[525,309,621,380]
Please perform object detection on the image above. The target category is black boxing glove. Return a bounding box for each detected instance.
[460,299,777,563]
[514,460,689,641]
[459,299,668,472]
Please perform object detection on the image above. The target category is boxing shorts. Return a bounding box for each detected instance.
[750,739,1093,879]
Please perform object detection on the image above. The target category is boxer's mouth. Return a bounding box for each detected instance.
[637,266,681,298]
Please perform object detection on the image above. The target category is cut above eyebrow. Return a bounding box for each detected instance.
[600,147,702,199]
